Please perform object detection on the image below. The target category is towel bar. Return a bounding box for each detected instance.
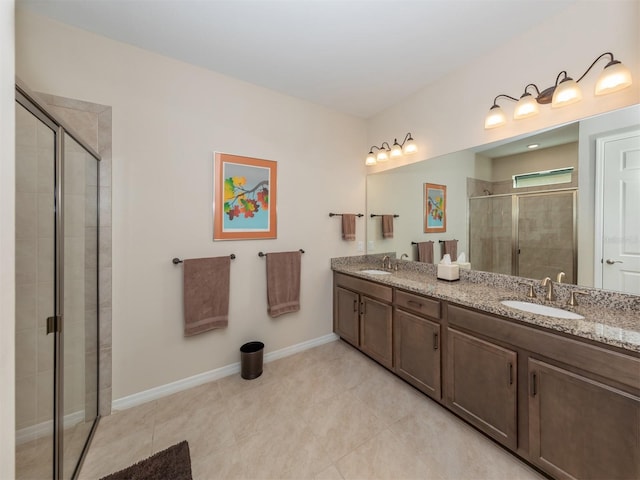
[328,213,364,217]
[438,239,457,243]
[258,249,305,257]
[370,214,399,218]
[173,254,236,264]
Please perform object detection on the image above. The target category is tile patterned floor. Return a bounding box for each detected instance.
[77,340,547,479]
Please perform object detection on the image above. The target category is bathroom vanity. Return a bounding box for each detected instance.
[332,256,640,480]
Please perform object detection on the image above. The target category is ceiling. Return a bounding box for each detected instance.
[18,0,577,118]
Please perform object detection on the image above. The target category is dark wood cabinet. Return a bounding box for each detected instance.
[446,328,518,449]
[333,271,640,480]
[528,358,640,480]
[333,273,393,368]
[394,309,441,399]
[359,295,393,368]
[334,286,359,346]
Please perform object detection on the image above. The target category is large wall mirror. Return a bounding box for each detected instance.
[366,104,640,296]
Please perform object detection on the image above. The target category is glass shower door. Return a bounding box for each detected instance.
[16,87,101,480]
[61,133,99,479]
[517,191,577,283]
[15,102,57,480]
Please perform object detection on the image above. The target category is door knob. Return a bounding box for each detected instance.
[605,259,623,265]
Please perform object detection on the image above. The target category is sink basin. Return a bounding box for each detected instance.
[359,269,392,275]
[500,300,584,320]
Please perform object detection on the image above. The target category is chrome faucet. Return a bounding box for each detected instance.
[381,255,392,270]
[541,277,556,301]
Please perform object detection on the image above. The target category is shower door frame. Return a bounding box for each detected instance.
[15,82,102,480]
[468,188,578,282]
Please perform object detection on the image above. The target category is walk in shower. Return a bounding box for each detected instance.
[469,190,577,283]
[15,84,100,479]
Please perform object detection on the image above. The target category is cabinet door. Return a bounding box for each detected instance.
[334,287,359,346]
[529,358,640,480]
[359,295,393,368]
[446,328,517,449]
[394,309,441,399]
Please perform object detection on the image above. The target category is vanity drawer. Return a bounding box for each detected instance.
[334,272,392,303]
[396,290,441,319]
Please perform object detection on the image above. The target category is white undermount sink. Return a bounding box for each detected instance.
[500,300,584,320]
[359,269,392,275]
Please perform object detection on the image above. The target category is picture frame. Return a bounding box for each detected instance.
[424,183,446,233]
[214,152,277,240]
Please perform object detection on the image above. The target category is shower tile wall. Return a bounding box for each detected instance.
[468,196,512,275]
[15,104,55,433]
[517,193,575,283]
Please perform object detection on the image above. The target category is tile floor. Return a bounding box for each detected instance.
[77,340,547,479]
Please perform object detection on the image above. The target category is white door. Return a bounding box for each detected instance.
[598,130,640,294]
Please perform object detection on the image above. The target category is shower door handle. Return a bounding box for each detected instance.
[46,315,62,334]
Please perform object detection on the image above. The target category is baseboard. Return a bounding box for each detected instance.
[16,409,86,446]
[112,332,338,412]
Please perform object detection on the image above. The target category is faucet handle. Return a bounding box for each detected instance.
[568,290,589,307]
[556,272,566,283]
[519,282,536,299]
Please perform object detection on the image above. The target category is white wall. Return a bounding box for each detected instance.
[367,1,640,173]
[16,10,367,399]
[1,1,16,477]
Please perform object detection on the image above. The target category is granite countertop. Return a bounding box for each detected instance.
[331,256,640,354]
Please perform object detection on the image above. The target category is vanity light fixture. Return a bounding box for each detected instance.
[366,133,417,166]
[484,52,633,129]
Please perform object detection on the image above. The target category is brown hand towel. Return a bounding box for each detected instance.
[417,241,434,263]
[442,240,458,261]
[266,251,301,318]
[183,256,230,336]
[342,214,356,241]
[382,215,394,239]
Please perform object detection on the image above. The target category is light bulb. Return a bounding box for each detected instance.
[376,149,389,162]
[595,61,633,95]
[514,94,539,120]
[484,105,506,129]
[390,141,403,158]
[552,78,582,108]
[402,138,417,155]
[365,152,377,166]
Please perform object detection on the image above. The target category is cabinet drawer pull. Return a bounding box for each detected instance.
[433,332,439,350]
[508,362,513,385]
[407,300,423,309]
[353,299,358,312]
[531,372,537,397]
[361,302,366,315]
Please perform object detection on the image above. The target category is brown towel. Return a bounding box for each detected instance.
[382,215,394,239]
[442,240,458,261]
[183,256,230,336]
[417,241,434,263]
[342,214,356,241]
[266,251,301,317]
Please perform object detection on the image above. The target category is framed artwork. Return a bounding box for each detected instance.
[424,183,446,233]
[214,152,277,240]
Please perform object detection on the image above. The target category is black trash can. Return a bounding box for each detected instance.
[240,341,264,380]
